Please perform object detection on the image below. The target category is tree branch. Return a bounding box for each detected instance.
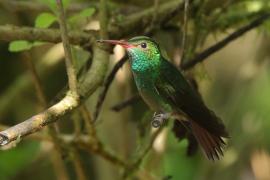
[181,13,270,70]
[76,139,128,168]
[94,55,128,120]
[0,25,95,46]
[111,94,141,112]
[123,128,163,178]
[99,0,109,40]
[109,0,183,38]
[0,0,90,14]
[180,0,190,67]
[56,0,78,93]
[0,92,78,145]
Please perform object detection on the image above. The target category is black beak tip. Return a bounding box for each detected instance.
[96,40,103,43]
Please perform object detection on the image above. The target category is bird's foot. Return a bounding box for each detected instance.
[151,112,170,128]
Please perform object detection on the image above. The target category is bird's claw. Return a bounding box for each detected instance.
[151,112,169,128]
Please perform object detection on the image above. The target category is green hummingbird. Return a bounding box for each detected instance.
[97,36,229,160]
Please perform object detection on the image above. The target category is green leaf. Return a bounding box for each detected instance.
[0,142,39,180]
[38,0,71,13]
[35,13,56,28]
[79,8,96,18]
[68,7,95,23]
[8,41,32,52]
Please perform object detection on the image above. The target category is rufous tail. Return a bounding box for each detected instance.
[190,120,226,160]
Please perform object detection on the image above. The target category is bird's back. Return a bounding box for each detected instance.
[155,57,229,160]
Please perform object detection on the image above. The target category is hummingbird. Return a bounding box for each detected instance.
[97,36,229,160]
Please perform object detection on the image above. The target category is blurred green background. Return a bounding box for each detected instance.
[0,0,270,180]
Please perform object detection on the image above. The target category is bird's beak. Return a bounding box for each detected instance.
[97,39,134,48]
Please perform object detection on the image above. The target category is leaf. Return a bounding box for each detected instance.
[79,8,96,18]
[68,7,95,23]
[38,0,71,13]
[0,142,39,180]
[8,41,32,52]
[35,13,56,28]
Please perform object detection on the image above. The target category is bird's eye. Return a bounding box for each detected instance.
[140,42,147,49]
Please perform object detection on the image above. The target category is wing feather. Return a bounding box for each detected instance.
[155,58,228,137]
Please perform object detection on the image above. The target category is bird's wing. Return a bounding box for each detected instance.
[155,58,229,160]
[155,58,228,137]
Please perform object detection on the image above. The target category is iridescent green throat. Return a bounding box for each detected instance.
[130,50,160,71]
[127,44,161,79]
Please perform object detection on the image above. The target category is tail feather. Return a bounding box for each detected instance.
[190,120,226,160]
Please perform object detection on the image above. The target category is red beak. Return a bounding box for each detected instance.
[97,39,134,48]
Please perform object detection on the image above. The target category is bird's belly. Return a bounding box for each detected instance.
[139,89,162,111]
[139,89,164,111]
[134,77,171,112]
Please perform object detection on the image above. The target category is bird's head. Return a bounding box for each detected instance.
[97,36,161,63]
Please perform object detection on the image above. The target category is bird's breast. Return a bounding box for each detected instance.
[131,60,152,73]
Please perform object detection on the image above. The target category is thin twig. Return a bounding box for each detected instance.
[69,147,87,180]
[181,13,270,70]
[152,0,160,25]
[180,0,189,67]
[160,0,186,26]
[146,0,160,33]
[79,105,128,168]
[56,0,78,93]
[94,55,128,120]
[90,0,111,122]
[133,128,162,167]
[111,94,141,112]
[79,141,128,168]
[23,53,47,108]
[79,106,134,174]
[80,105,98,143]
[123,128,163,178]
[99,0,109,39]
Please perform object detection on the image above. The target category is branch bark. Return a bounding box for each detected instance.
[0,92,78,145]
[56,0,78,93]
[0,25,95,46]
[0,0,90,14]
